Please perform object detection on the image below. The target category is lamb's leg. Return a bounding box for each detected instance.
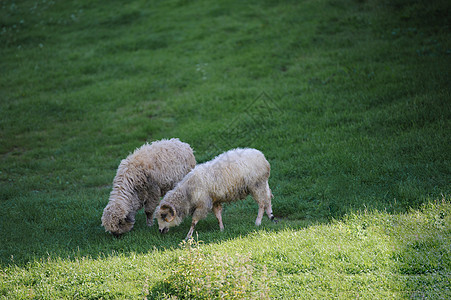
[266,182,279,223]
[265,202,278,223]
[255,205,265,226]
[213,203,224,231]
[265,186,278,223]
[252,180,277,226]
[185,219,199,241]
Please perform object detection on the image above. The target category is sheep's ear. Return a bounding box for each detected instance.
[161,204,175,222]
[125,212,135,224]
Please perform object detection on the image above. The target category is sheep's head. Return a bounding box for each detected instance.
[101,202,135,237]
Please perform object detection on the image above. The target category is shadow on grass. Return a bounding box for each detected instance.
[0,166,445,268]
[0,186,327,268]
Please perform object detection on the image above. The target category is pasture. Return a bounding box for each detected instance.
[1,0,450,298]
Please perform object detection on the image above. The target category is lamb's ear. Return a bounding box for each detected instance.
[160,204,176,222]
[125,212,135,224]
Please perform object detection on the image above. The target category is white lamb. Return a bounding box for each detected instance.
[155,148,277,240]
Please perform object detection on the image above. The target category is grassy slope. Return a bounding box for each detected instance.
[0,0,450,298]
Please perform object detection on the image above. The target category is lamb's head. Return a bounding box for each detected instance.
[156,188,186,234]
[101,202,135,237]
[155,203,177,234]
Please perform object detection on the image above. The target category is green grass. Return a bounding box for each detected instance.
[1,0,450,298]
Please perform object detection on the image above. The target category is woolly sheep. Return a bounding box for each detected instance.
[155,148,276,240]
[101,138,196,236]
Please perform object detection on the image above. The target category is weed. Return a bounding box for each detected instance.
[149,238,273,299]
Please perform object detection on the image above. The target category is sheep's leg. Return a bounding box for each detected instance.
[144,186,161,227]
[145,201,159,227]
[144,197,160,227]
[185,219,198,241]
[213,203,224,231]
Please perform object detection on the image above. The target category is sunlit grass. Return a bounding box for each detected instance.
[2,199,449,299]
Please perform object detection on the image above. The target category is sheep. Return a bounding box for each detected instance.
[101,138,196,236]
[155,148,276,240]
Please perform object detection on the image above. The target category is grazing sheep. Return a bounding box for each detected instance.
[155,148,276,240]
[101,138,196,236]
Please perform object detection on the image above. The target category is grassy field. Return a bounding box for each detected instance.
[1,0,450,298]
